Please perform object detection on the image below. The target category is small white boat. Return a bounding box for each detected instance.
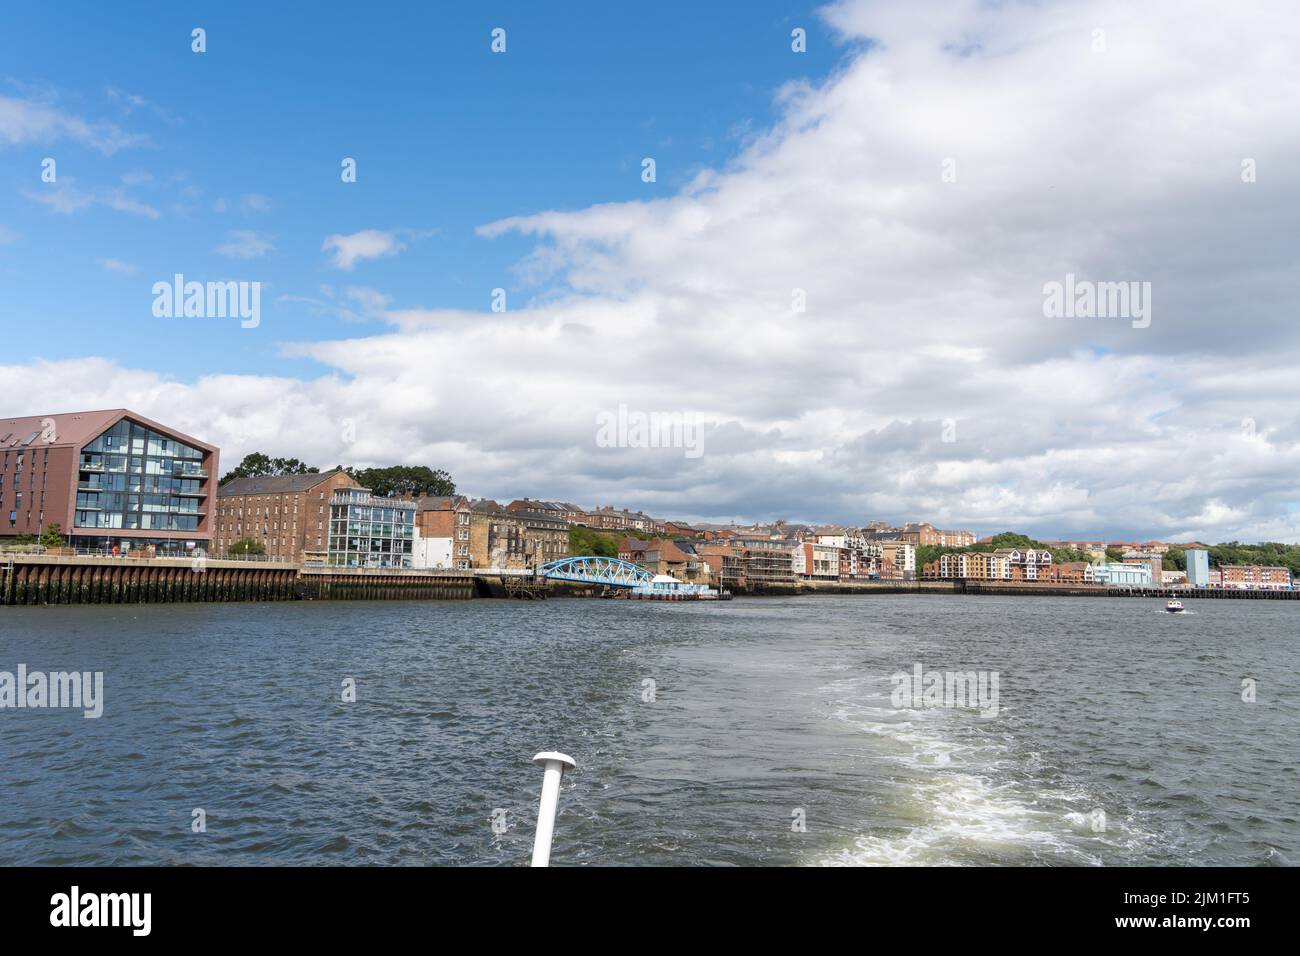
[1165,599,1185,613]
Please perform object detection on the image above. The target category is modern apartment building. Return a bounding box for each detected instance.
[993,547,1054,581]
[0,408,218,555]
[326,486,415,568]
[794,541,841,580]
[878,540,916,579]
[929,552,1010,580]
[215,468,360,560]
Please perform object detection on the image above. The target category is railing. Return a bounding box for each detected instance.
[0,546,290,564]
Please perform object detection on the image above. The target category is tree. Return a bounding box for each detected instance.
[228,537,266,556]
[345,465,455,498]
[220,452,319,485]
[39,523,65,549]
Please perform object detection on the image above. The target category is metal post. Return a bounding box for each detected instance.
[530,751,576,867]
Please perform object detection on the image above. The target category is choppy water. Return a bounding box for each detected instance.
[0,595,1295,865]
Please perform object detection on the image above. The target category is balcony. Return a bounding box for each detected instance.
[79,462,105,473]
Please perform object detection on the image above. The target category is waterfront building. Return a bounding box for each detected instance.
[216,467,359,561]
[1122,550,1165,586]
[931,551,1010,580]
[469,500,527,570]
[878,540,916,579]
[794,541,841,580]
[691,541,737,586]
[729,536,797,587]
[326,486,415,568]
[1094,563,1154,587]
[1040,561,1098,584]
[0,408,218,555]
[1185,548,1210,588]
[619,537,695,580]
[464,500,569,570]
[993,547,1053,581]
[1218,564,1292,590]
[414,495,472,569]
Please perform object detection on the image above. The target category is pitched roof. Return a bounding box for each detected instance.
[417,494,469,512]
[218,467,349,497]
[0,408,215,453]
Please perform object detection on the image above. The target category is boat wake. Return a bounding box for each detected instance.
[814,680,1151,866]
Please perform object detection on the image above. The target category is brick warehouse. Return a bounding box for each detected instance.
[0,408,218,555]
[214,468,360,561]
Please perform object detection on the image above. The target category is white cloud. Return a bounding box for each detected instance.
[216,230,275,259]
[98,258,137,275]
[321,229,405,271]
[240,193,272,214]
[0,224,16,244]
[0,93,146,154]
[23,178,159,218]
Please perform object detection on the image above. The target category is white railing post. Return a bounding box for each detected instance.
[530,751,576,867]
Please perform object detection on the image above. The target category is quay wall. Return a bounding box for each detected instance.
[3,555,1296,605]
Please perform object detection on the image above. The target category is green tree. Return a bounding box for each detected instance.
[228,537,266,556]
[39,523,65,549]
[345,465,455,498]
[220,452,319,485]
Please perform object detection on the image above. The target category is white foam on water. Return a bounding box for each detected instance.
[816,678,1137,866]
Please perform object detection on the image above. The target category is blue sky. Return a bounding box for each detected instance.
[1,1,836,379]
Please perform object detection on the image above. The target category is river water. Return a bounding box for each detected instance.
[0,595,1295,865]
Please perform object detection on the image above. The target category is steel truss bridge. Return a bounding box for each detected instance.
[536,556,654,588]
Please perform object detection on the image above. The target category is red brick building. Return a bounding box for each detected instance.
[1219,565,1292,590]
[215,468,359,560]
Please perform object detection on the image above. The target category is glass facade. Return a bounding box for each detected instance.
[327,488,415,568]
[73,419,208,538]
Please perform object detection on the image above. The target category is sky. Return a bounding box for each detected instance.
[2,0,1299,542]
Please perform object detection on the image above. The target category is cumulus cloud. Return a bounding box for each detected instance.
[8,0,1300,541]
[98,258,137,274]
[321,229,405,270]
